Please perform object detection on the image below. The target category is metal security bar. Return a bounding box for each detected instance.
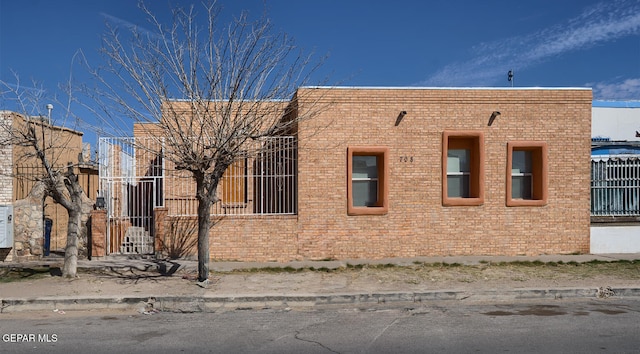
[100,136,297,223]
[591,156,640,216]
[163,136,297,217]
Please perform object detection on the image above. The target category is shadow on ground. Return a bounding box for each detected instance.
[0,259,188,284]
[0,266,62,282]
[89,260,186,284]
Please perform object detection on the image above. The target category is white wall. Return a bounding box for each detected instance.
[592,103,640,141]
[591,225,640,253]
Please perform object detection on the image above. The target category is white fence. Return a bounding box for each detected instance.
[591,156,640,217]
[99,137,164,254]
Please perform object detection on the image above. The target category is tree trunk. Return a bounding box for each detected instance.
[196,177,212,283]
[60,166,95,278]
[196,201,211,283]
[62,208,81,278]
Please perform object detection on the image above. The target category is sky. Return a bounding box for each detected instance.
[1,0,640,143]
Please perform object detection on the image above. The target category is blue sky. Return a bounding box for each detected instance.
[1,0,640,141]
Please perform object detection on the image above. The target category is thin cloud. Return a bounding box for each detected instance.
[101,12,138,31]
[591,78,640,100]
[100,12,160,39]
[421,0,640,86]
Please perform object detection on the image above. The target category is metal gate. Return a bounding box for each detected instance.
[591,155,640,216]
[98,137,163,255]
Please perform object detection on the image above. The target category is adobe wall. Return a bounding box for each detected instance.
[294,87,592,260]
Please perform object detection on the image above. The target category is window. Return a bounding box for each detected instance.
[352,156,380,206]
[253,138,297,214]
[506,141,547,206]
[591,157,640,217]
[347,146,389,215]
[442,131,484,206]
[221,158,247,206]
[511,150,533,199]
[447,148,471,198]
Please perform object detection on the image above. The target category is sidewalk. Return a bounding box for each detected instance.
[1,253,639,314]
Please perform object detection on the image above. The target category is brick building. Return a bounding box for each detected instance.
[97,87,593,261]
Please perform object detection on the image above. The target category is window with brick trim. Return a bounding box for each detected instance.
[347,146,389,215]
[442,131,484,206]
[506,141,548,206]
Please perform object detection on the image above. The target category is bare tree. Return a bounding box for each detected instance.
[88,1,326,284]
[0,77,94,278]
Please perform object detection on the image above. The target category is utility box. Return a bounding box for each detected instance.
[0,205,14,248]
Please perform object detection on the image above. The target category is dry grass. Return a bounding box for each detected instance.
[231,259,640,286]
[2,260,639,286]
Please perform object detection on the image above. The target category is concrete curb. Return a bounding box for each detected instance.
[2,287,640,313]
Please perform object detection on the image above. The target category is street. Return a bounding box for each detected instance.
[1,298,639,353]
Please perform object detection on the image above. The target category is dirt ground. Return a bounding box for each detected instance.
[1,261,639,299]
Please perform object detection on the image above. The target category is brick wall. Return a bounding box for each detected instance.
[0,111,13,205]
[90,210,107,258]
[294,87,592,259]
[0,112,13,260]
[157,215,299,262]
[152,88,592,262]
[210,215,298,262]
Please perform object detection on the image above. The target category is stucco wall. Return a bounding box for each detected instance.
[592,105,640,141]
[591,225,640,253]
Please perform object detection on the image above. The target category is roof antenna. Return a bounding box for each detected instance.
[508,70,514,87]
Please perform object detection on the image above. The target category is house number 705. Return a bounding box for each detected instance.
[399,156,414,163]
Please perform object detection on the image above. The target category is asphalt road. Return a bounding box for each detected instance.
[1,298,639,353]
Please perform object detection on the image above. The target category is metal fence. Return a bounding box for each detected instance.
[98,136,297,254]
[14,163,97,201]
[98,137,163,255]
[591,156,640,216]
[162,136,297,217]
